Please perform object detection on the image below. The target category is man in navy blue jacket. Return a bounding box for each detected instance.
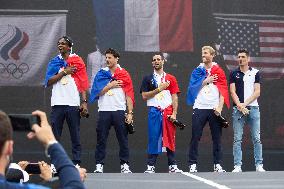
[0,110,85,189]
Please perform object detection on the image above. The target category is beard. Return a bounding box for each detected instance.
[153,64,162,70]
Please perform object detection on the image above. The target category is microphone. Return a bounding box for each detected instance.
[167,116,186,130]
[213,110,229,128]
[238,107,251,120]
[238,114,245,120]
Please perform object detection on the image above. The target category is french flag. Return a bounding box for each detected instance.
[93,0,193,52]
[44,54,89,92]
[89,66,135,105]
[186,64,230,109]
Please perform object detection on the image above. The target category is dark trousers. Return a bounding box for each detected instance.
[95,111,129,165]
[147,148,176,166]
[50,105,81,165]
[188,109,223,165]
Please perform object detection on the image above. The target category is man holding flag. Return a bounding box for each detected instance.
[44,36,89,166]
[187,46,230,172]
[140,53,183,173]
[90,48,134,173]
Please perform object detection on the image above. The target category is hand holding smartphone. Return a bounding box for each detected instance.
[25,163,41,174]
[8,114,40,132]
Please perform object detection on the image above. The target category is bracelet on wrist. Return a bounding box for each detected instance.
[128,111,134,115]
[81,99,88,103]
[157,87,161,92]
[62,70,68,76]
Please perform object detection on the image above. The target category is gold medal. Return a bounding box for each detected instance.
[203,85,210,94]
[106,89,114,96]
[60,76,68,85]
[155,91,164,101]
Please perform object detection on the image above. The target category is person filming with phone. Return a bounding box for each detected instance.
[0,110,85,189]
[6,160,87,185]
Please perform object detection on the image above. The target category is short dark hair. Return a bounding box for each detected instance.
[59,36,73,47]
[152,53,164,61]
[0,111,13,154]
[104,48,120,58]
[237,49,249,56]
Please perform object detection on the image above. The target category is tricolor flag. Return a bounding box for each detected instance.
[89,65,135,105]
[214,13,284,79]
[93,0,193,52]
[44,54,89,92]
[186,63,230,108]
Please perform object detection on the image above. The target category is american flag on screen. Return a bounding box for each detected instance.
[214,13,284,79]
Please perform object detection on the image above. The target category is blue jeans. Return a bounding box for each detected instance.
[232,106,263,166]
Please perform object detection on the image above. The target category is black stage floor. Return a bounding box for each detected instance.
[84,171,284,189]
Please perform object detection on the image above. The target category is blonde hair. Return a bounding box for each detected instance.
[202,46,215,56]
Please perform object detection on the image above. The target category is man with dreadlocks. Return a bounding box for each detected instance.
[44,36,89,166]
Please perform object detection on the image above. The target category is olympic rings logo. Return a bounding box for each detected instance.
[0,62,29,79]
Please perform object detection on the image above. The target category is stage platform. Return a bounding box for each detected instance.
[84,171,284,189]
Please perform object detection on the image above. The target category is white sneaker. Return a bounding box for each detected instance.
[189,164,197,173]
[256,164,266,172]
[144,165,155,173]
[94,164,103,173]
[169,165,183,173]
[214,164,226,172]
[232,165,242,172]
[121,163,132,173]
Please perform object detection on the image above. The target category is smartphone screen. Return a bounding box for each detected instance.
[8,114,40,132]
[25,163,41,174]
